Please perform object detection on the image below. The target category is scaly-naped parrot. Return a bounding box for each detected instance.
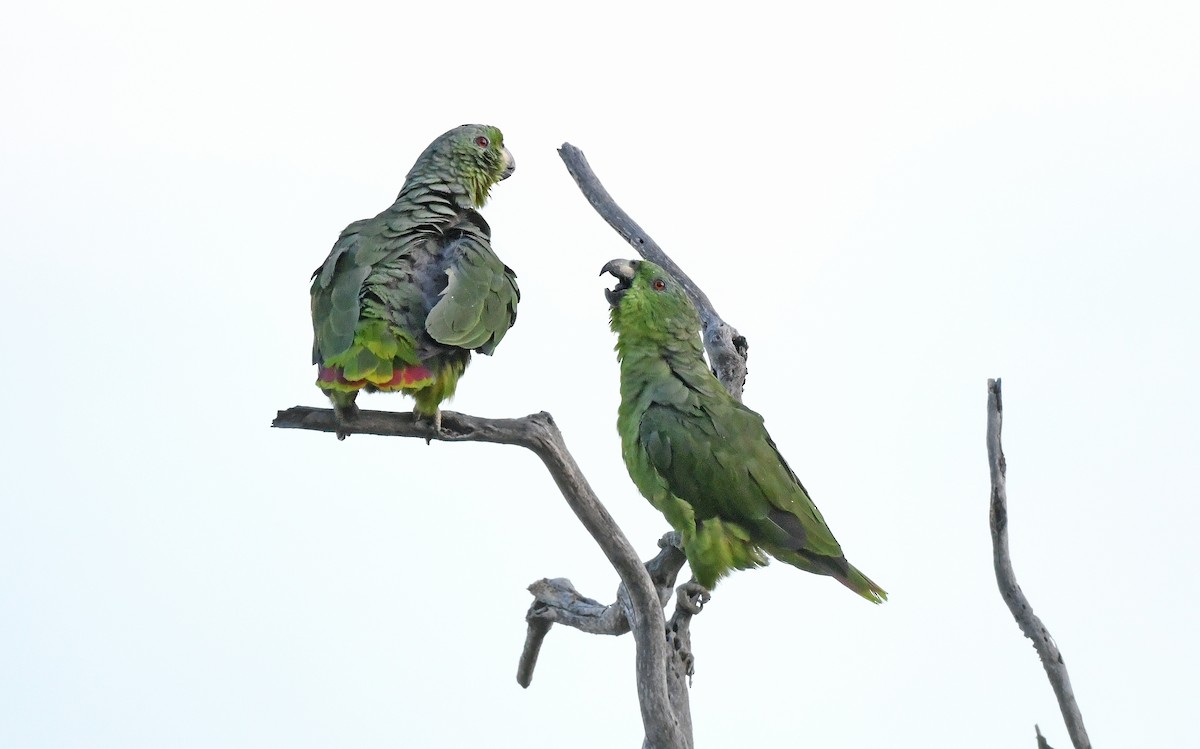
[310,125,519,438]
[602,258,886,602]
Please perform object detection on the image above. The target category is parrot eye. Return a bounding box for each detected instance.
[652,278,666,291]
[474,135,490,149]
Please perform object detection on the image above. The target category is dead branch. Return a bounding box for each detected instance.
[558,143,749,399]
[987,379,1092,749]
[273,406,689,749]
[517,533,687,688]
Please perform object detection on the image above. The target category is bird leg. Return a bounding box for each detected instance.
[675,580,710,616]
[666,579,711,682]
[412,407,443,444]
[333,401,360,441]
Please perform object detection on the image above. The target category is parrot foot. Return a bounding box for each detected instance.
[412,408,443,444]
[666,581,709,683]
[333,402,360,440]
[675,581,711,616]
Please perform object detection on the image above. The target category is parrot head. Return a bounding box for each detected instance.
[412,124,515,207]
[601,258,701,340]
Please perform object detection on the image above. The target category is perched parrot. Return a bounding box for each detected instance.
[310,124,519,439]
[602,258,886,602]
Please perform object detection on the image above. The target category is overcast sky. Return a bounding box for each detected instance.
[3,1,1198,747]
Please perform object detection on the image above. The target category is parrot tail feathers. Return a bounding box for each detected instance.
[836,563,887,604]
[768,547,888,604]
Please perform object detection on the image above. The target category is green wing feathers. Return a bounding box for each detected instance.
[425,233,519,354]
[311,233,373,365]
[637,399,887,601]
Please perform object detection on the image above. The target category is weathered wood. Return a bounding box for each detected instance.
[274,406,539,445]
[519,535,686,643]
[987,379,1092,749]
[273,406,689,748]
[517,534,688,689]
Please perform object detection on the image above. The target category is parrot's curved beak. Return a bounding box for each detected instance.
[601,258,637,307]
[499,147,516,181]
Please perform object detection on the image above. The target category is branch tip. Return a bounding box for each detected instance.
[987,381,1089,749]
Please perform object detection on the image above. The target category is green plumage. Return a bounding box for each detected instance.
[604,259,885,602]
[309,125,519,438]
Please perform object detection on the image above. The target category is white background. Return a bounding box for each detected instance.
[2,2,1197,747]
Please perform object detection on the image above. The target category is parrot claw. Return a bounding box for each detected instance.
[665,580,709,682]
[413,408,443,444]
[676,581,711,616]
[333,402,360,440]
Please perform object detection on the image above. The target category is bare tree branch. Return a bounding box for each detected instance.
[273,406,689,749]
[558,143,749,400]
[986,379,1092,749]
[274,406,539,445]
[657,579,708,746]
[520,532,691,643]
[517,534,687,687]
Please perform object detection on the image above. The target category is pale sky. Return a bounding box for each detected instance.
[3,2,1198,747]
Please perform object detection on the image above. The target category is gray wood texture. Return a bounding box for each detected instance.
[987,379,1092,749]
[273,407,691,748]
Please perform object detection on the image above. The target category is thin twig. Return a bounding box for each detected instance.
[1036,724,1055,749]
[986,379,1092,749]
[273,406,689,749]
[558,143,749,401]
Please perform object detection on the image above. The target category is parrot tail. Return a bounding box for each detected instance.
[836,564,887,604]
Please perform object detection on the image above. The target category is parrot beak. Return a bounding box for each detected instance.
[499,147,516,181]
[600,258,638,307]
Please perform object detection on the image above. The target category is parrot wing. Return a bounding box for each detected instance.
[424,221,519,354]
[638,398,845,560]
[309,218,415,364]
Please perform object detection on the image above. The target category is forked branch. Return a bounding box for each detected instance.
[517,533,688,687]
[272,406,689,749]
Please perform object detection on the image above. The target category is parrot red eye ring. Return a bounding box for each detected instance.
[475,136,489,148]
[653,279,666,291]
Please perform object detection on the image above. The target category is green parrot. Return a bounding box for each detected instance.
[310,124,519,439]
[602,258,886,602]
